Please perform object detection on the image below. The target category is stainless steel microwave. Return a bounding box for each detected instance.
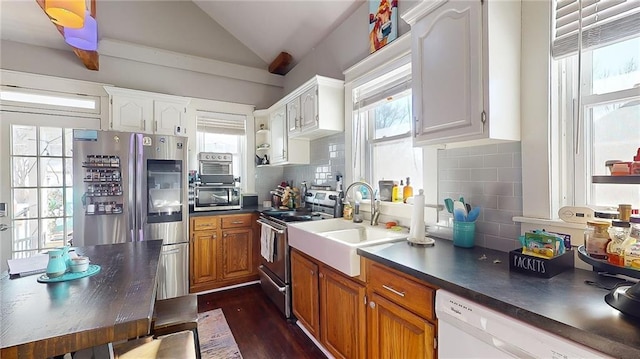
[193,185,241,211]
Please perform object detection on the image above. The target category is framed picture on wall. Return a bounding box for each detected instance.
[369,0,398,53]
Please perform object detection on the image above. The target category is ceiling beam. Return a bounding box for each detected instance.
[35,0,99,71]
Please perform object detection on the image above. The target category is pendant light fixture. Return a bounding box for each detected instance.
[64,10,97,51]
[45,0,86,29]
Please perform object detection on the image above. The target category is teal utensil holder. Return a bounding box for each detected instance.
[453,221,476,248]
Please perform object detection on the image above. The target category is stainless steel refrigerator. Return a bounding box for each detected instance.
[72,130,189,299]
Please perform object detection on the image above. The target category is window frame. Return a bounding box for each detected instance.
[194,111,248,189]
[554,32,640,209]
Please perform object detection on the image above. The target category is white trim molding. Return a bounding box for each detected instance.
[98,38,285,88]
[343,32,411,84]
[401,0,448,25]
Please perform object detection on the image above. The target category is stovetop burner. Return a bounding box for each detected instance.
[262,209,328,222]
[262,188,339,223]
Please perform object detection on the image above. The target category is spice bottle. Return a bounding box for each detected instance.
[630,216,640,241]
[631,148,640,174]
[607,220,632,266]
[618,204,632,222]
[585,220,611,260]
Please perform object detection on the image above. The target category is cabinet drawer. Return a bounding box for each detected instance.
[368,262,435,320]
[192,217,218,231]
[221,214,253,229]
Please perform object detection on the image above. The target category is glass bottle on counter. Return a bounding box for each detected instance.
[585,220,611,260]
[403,177,413,203]
[343,202,353,220]
[606,220,633,266]
[630,216,640,241]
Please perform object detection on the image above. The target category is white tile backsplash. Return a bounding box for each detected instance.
[439,142,522,252]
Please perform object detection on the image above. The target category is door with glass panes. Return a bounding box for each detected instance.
[0,112,99,272]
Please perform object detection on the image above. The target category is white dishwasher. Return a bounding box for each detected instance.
[435,290,609,358]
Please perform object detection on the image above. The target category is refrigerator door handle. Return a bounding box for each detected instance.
[128,133,137,242]
[135,133,144,242]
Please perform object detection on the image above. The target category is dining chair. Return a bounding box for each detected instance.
[151,294,201,359]
[113,330,196,359]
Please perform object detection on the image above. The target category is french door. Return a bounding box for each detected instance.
[0,112,99,271]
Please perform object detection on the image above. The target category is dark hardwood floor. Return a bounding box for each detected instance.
[197,284,326,359]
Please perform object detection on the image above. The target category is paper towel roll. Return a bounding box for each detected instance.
[408,189,425,243]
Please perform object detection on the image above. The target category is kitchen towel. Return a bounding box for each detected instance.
[408,189,426,243]
[259,223,275,262]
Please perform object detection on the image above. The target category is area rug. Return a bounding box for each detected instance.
[198,308,243,359]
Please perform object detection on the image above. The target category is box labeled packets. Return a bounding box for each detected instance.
[510,231,574,278]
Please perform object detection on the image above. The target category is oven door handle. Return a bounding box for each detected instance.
[259,265,287,293]
[257,219,286,234]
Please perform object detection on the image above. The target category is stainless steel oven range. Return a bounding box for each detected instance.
[257,189,339,319]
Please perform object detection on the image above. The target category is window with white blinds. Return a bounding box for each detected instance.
[552,0,640,58]
[196,111,246,135]
[195,111,246,180]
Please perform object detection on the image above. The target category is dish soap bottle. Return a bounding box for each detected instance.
[393,181,404,202]
[403,177,413,203]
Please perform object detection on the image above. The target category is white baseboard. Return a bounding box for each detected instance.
[192,280,260,296]
[295,320,335,359]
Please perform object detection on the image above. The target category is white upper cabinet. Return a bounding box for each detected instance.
[286,76,344,140]
[402,0,521,147]
[109,94,153,133]
[104,86,190,136]
[268,105,310,166]
[269,106,288,164]
[299,86,319,132]
[286,96,301,135]
[153,99,189,135]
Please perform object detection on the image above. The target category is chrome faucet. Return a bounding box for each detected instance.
[344,181,380,226]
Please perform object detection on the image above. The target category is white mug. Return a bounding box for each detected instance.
[87,204,95,214]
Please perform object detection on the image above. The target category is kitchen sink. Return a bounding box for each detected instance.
[288,218,408,276]
[321,227,407,244]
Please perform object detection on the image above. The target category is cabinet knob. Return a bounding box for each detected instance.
[223,233,228,237]
[369,301,376,309]
[319,272,323,278]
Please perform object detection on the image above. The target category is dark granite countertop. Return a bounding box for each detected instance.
[357,239,640,359]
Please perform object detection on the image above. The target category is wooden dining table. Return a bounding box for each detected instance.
[0,240,163,359]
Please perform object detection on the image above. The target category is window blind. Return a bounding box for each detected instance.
[196,111,246,135]
[353,63,411,111]
[552,0,640,58]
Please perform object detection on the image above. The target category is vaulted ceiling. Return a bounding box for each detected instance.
[0,0,363,73]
